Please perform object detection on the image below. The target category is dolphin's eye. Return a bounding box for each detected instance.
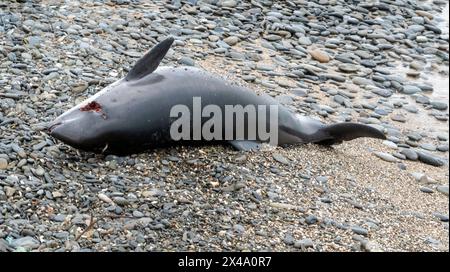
[80,101,102,112]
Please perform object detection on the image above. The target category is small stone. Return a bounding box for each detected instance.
[436,185,449,196]
[420,143,436,151]
[208,35,219,42]
[269,202,297,210]
[351,226,368,236]
[273,153,289,165]
[52,191,64,198]
[256,64,275,71]
[112,197,129,206]
[132,211,144,218]
[437,134,448,141]
[316,176,328,184]
[0,158,8,170]
[142,189,165,197]
[34,166,45,176]
[416,36,428,43]
[11,237,40,250]
[420,186,434,193]
[52,214,66,222]
[431,101,448,111]
[308,49,330,63]
[411,172,432,183]
[391,114,406,123]
[98,193,113,204]
[338,63,359,73]
[178,56,195,66]
[416,96,430,104]
[294,238,314,249]
[362,241,383,252]
[4,186,16,197]
[433,213,449,222]
[373,152,397,163]
[72,82,89,93]
[298,37,312,46]
[223,36,239,46]
[416,10,434,20]
[221,0,237,8]
[233,224,245,234]
[383,140,397,149]
[416,151,444,167]
[403,85,421,94]
[305,215,318,225]
[407,133,422,142]
[400,149,418,161]
[283,234,295,245]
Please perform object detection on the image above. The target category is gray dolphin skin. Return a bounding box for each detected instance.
[48,37,386,155]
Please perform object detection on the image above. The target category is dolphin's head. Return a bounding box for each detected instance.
[47,83,120,152]
[48,76,132,152]
[47,37,175,154]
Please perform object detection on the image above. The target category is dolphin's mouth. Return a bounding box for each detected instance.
[47,121,63,134]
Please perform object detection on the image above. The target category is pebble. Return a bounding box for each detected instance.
[416,151,444,167]
[420,143,436,151]
[283,234,295,245]
[362,241,383,252]
[10,237,40,250]
[308,49,330,63]
[112,197,130,206]
[0,158,8,170]
[351,226,368,236]
[400,149,418,161]
[273,153,289,165]
[431,101,448,111]
[305,215,318,225]
[5,186,16,197]
[437,145,449,152]
[433,213,449,222]
[373,152,398,163]
[420,186,434,193]
[402,85,422,94]
[223,36,239,46]
[294,238,314,249]
[98,193,113,204]
[179,57,195,66]
[390,114,407,123]
[436,185,449,196]
[338,64,359,73]
[233,224,245,234]
[132,211,144,218]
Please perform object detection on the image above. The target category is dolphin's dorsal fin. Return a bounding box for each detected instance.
[125,37,174,81]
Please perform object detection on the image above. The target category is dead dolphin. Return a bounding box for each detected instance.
[48,37,385,155]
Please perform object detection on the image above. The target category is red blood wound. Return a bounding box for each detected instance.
[80,101,102,112]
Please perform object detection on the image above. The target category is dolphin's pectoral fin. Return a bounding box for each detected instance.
[125,37,175,81]
[228,140,262,151]
[315,123,386,145]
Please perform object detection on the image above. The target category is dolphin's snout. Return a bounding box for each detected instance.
[47,117,82,146]
[47,121,63,134]
[48,121,70,142]
[47,112,105,151]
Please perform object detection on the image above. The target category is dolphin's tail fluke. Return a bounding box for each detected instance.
[314,123,386,145]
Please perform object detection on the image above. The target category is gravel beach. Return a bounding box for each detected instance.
[0,0,448,252]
